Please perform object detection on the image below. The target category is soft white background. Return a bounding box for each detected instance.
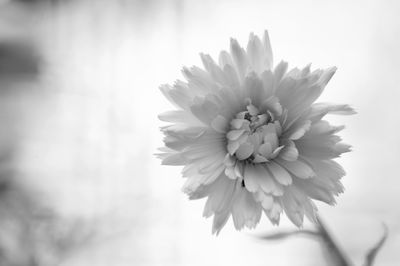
[1,0,399,265]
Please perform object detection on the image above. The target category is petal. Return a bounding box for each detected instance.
[278,140,299,161]
[264,201,282,225]
[159,110,202,125]
[296,182,336,205]
[203,176,236,217]
[211,115,229,133]
[257,165,283,196]
[274,61,288,83]
[225,166,237,180]
[306,102,356,122]
[190,98,219,125]
[223,154,235,167]
[260,96,283,117]
[159,83,192,110]
[305,120,344,137]
[261,70,275,97]
[243,164,261,192]
[235,142,254,160]
[263,30,273,70]
[200,53,226,84]
[159,153,186,166]
[270,145,285,159]
[212,210,231,235]
[285,120,311,140]
[275,158,315,179]
[266,161,292,185]
[230,38,248,81]
[227,141,240,155]
[230,118,247,129]
[258,143,273,158]
[246,103,259,116]
[227,129,246,140]
[246,32,264,74]
[252,154,268,163]
[218,50,234,68]
[232,187,262,230]
[282,193,304,227]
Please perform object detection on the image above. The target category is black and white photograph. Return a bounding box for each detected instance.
[0,0,398,265]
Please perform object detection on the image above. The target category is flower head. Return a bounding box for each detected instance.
[157,31,355,234]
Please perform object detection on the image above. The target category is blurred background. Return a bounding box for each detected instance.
[0,0,399,265]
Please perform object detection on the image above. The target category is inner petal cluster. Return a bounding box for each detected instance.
[226,100,283,164]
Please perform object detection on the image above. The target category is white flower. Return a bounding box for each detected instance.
[157,31,355,234]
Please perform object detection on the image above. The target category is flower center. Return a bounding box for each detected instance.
[226,102,283,164]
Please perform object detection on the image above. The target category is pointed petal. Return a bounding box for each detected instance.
[263,30,273,70]
[230,38,248,80]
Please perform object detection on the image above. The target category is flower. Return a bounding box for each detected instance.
[157,31,355,235]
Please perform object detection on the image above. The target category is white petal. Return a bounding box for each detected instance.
[276,159,315,179]
[246,32,264,73]
[246,104,259,116]
[261,70,275,97]
[243,165,261,192]
[227,129,245,140]
[287,120,311,140]
[252,155,268,163]
[263,30,273,70]
[261,194,274,210]
[212,210,231,235]
[307,102,356,122]
[230,118,246,129]
[263,133,278,151]
[274,61,288,83]
[279,140,299,161]
[235,142,254,160]
[158,110,200,125]
[267,161,292,185]
[227,141,240,155]
[258,143,273,158]
[270,145,285,159]
[234,163,244,178]
[232,188,262,230]
[159,84,191,110]
[211,115,229,133]
[261,96,282,117]
[200,53,226,84]
[230,38,248,80]
[223,154,235,167]
[203,166,225,185]
[225,167,237,179]
[319,66,337,86]
[256,165,282,195]
[264,201,282,225]
[160,153,186,165]
[218,50,234,68]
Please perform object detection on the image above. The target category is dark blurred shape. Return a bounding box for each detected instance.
[0,40,40,82]
[363,224,388,266]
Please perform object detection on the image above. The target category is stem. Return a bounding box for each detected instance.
[316,215,353,266]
